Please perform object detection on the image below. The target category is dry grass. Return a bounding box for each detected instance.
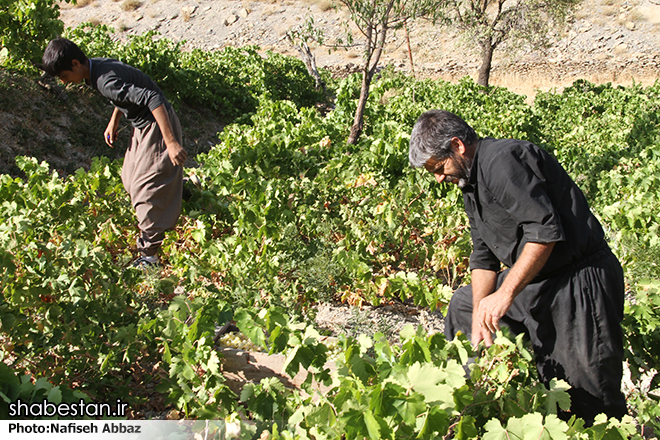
[600,0,619,6]
[574,9,591,20]
[263,5,279,16]
[302,0,332,8]
[87,16,102,26]
[317,0,334,12]
[602,6,618,16]
[74,0,94,8]
[121,0,141,11]
[181,9,192,22]
[628,9,647,22]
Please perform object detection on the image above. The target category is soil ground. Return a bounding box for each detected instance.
[56,0,660,99]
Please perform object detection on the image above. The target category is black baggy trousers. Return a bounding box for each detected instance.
[444,246,627,423]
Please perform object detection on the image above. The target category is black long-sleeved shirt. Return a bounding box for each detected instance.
[463,138,606,278]
[88,58,168,129]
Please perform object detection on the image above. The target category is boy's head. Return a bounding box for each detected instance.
[41,38,89,83]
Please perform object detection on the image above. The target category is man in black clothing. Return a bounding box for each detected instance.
[408,110,627,424]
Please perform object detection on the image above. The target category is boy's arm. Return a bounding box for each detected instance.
[104,108,123,147]
[152,104,187,167]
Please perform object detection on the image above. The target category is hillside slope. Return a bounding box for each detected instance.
[58,0,660,96]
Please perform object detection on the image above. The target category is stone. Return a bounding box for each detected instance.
[224,14,239,26]
[181,5,197,15]
[615,43,629,53]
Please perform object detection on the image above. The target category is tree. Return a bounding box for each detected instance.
[442,0,580,87]
[0,0,71,68]
[335,0,437,144]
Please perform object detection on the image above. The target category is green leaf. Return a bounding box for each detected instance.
[47,386,62,405]
[206,351,220,375]
[507,414,568,440]
[483,418,514,440]
[454,415,478,440]
[399,324,416,342]
[0,363,20,402]
[305,403,337,428]
[392,393,426,426]
[358,334,373,354]
[540,415,569,440]
[544,379,571,414]
[163,340,172,364]
[394,362,456,407]
[363,409,381,440]
[416,406,450,439]
[34,378,52,392]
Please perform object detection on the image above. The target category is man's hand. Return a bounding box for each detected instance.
[470,242,556,347]
[471,317,494,347]
[470,290,513,347]
[167,143,187,167]
[475,289,515,336]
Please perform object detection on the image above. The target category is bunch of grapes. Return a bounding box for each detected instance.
[217,332,264,352]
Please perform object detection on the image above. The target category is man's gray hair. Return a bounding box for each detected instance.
[409,110,478,168]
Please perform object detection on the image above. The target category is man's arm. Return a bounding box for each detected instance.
[104,107,123,147]
[471,268,498,347]
[152,104,187,167]
[474,241,556,346]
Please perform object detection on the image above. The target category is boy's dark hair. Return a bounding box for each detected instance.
[41,38,88,77]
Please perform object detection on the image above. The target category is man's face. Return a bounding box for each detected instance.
[424,153,472,189]
[57,59,85,84]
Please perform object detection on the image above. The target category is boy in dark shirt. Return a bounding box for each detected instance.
[42,38,187,268]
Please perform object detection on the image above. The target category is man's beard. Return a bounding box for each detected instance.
[448,155,472,189]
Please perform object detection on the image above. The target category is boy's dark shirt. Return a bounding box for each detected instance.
[462,137,607,278]
[88,58,168,129]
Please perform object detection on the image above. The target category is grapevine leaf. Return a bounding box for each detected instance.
[206,351,220,375]
[163,340,172,364]
[541,415,569,440]
[400,324,416,342]
[0,363,20,402]
[483,418,513,440]
[395,362,456,406]
[340,408,368,439]
[47,386,62,405]
[416,406,450,438]
[454,415,478,440]
[392,393,426,426]
[363,409,381,440]
[544,379,572,414]
[305,402,337,428]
